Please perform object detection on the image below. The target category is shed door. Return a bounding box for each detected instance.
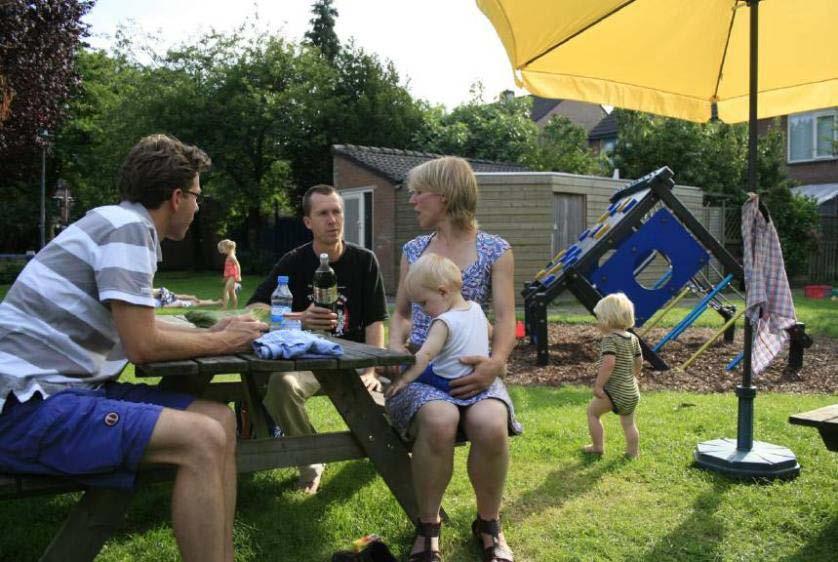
[552,194,586,255]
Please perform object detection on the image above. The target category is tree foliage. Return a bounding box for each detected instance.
[304,0,340,64]
[0,0,93,251]
[0,0,92,160]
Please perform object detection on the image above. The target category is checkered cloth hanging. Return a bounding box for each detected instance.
[741,194,797,375]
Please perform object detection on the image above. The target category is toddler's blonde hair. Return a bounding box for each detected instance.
[217,239,236,254]
[404,253,462,301]
[593,292,635,330]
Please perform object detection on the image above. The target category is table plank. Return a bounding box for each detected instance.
[195,355,250,375]
[237,432,367,472]
[135,359,199,378]
[327,337,414,366]
[789,404,838,427]
[236,352,296,373]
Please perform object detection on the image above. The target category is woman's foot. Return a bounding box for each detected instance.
[582,444,604,455]
[472,516,514,561]
[409,518,441,561]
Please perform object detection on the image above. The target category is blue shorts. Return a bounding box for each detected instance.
[414,364,455,393]
[0,382,194,489]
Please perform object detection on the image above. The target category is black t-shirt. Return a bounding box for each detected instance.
[248,242,388,343]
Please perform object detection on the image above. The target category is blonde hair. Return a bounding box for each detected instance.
[406,156,478,230]
[404,253,462,301]
[593,293,635,330]
[217,239,236,254]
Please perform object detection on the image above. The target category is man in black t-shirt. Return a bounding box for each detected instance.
[247,184,388,494]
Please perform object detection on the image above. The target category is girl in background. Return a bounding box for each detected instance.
[217,239,242,309]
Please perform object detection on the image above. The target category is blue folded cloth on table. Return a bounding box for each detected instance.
[253,329,343,359]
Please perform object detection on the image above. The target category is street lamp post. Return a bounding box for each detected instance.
[38,129,49,249]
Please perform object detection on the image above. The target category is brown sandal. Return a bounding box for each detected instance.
[408,518,442,562]
[471,516,514,562]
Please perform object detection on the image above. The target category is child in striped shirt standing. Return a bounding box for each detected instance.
[584,292,642,458]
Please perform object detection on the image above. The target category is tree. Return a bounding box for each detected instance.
[413,88,538,163]
[524,115,605,175]
[0,0,93,161]
[0,0,93,252]
[304,0,340,64]
[413,90,601,174]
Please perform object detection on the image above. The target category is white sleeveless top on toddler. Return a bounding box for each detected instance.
[430,301,490,379]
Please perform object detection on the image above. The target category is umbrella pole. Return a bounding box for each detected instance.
[694,0,798,480]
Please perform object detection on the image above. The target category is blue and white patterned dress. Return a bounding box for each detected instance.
[386,231,523,436]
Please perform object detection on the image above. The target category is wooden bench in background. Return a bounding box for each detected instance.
[789,404,838,452]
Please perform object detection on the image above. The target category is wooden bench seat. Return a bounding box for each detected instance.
[789,404,838,452]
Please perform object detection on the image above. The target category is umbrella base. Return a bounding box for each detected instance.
[694,438,799,480]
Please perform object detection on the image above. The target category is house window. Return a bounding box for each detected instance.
[788,109,837,163]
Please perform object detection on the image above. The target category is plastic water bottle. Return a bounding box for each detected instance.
[270,275,293,331]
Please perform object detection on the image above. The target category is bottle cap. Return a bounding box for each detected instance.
[277,275,289,284]
[319,253,329,262]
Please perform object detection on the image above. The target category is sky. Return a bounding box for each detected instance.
[82,0,527,109]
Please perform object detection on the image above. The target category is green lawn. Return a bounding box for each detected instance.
[0,385,834,561]
[0,272,835,559]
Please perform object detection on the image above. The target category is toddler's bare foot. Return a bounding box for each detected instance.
[582,444,604,455]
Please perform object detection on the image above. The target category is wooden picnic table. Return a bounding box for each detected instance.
[0,337,417,562]
[788,404,838,452]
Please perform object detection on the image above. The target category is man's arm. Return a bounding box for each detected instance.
[111,301,266,364]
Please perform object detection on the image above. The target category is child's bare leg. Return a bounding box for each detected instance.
[222,278,237,310]
[620,412,639,458]
[585,397,612,453]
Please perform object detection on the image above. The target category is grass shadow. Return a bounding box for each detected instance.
[504,456,625,525]
[233,460,378,561]
[639,478,732,562]
[779,516,838,562]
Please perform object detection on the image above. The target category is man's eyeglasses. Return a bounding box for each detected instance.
[182,190,203,205]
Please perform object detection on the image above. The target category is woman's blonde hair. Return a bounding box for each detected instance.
[593,292,635,330]
[403,253,462,301]
[217,239,236,254]
[406,156,478,230]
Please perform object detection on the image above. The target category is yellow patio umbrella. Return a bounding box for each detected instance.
[478,0,837,479]
[477,0,837,124]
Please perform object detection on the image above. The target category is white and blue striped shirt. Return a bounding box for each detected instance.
[0,201,161,411]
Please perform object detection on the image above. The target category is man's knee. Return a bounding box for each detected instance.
[184,417,229,468]
[267,372,310,403]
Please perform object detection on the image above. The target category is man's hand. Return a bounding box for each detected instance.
[301,302,338,331]
[218,316,268,353]
[209,312,258,332]
[593,385,607,400]
[448,356,505,398]
[360,371,382,392]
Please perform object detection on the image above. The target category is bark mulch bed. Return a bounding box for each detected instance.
[507,324,837,394]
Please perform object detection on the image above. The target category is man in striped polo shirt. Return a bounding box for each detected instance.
[0,134,266,562]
